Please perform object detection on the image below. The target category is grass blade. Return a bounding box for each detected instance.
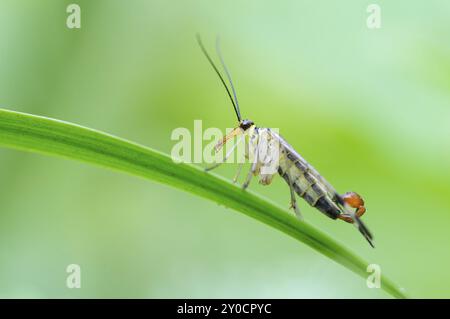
[0,108,407,298]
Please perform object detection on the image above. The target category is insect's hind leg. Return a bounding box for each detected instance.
[286,175,303,220]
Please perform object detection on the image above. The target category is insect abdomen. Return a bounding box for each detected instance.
[278,167,341,219]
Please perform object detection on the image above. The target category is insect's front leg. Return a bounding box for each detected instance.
[233,162,243,183]
[233,134,250,184]
[205,134,245,172]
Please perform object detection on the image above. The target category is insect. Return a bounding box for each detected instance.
[197,35,374,247]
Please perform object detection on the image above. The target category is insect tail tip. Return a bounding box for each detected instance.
[353,215,374,248]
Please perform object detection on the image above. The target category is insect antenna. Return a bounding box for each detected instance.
[196,34,241,122]
[215,37,241,121]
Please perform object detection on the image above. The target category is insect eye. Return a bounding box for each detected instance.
[240,120,254,130]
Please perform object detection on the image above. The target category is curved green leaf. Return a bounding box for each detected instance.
[0,108,407,298]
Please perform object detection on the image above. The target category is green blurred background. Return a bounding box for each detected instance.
[0,0,449,298]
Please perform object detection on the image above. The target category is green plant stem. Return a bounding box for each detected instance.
[0,108,407,298]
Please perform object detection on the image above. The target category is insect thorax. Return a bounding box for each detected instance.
[246,127,281,185]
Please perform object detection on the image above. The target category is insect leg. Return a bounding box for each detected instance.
[287,174,303,220]
[233,162,243,183]
[242,161,256,189]
[242,139,259,189]
[205,135,245,171]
